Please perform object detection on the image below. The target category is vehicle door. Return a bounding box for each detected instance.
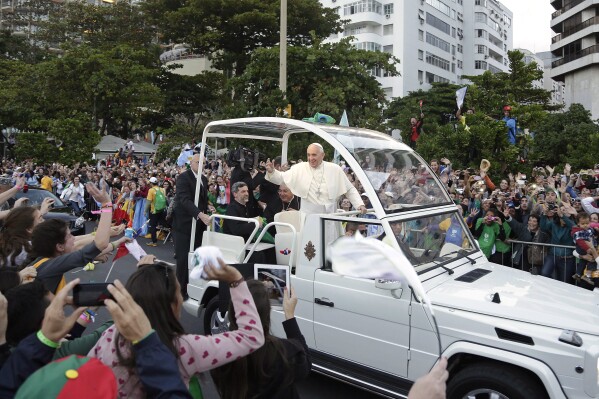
[312,217,410,377]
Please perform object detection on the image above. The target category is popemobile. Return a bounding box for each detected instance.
[184,117,599,399]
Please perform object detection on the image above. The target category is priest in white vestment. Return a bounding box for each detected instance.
[264,143,367,215]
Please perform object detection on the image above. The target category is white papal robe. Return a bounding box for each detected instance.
[265,161,364,214]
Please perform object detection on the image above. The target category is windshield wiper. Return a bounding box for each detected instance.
[441,249,476,265]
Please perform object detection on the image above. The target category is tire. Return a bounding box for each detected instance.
[203,296,230,335]
[447,363,545,399]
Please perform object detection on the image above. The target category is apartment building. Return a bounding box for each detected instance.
[535,50,566,106]
[550,0,599,119]
[320,0,514,99]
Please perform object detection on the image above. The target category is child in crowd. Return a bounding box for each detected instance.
[571,213,599,284]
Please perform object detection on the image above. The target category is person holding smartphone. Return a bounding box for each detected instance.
[212,282,310,399]
[473,209,507,261]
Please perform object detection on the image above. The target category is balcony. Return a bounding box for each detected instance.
[552,0,584,18]
[552,43,599,67]
[552,15,599,43]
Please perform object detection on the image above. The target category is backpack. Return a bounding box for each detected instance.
[527,231,547,266]
[153,187,167,212]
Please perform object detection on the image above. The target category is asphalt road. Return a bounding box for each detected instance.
[66,222,382,399]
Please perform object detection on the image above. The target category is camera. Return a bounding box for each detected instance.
[227,146,266,172]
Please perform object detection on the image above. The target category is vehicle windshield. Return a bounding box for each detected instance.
[15,190,66,208]
[322,127,451,213]
[385,210,476,273]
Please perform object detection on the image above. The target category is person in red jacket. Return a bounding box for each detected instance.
[409,113,424,149]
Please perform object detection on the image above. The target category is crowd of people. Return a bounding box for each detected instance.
[0,133,596,398]
[0,142,453,398]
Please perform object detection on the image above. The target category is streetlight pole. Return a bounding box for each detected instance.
[279,0,287,96]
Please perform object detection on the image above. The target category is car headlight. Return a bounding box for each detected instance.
[75,216,85,229]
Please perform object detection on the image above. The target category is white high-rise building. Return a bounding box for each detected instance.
[320,0,514,99]
[550,0,599,119]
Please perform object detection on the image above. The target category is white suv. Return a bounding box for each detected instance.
[184,117,599,399]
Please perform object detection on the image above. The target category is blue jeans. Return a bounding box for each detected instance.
[68,200,82,215]
[541,255,575,284]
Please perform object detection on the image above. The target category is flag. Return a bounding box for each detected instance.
[456,87,468,110]
[419,100,423,109]
[113,242,129,262]
[177,144,194,166]
[339,110,349,127]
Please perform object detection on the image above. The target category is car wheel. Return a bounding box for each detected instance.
[203,296,230,335]
[447,363,545,399]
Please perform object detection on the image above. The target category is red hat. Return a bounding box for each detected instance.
[503,105,511,111]
[16,355,117,399]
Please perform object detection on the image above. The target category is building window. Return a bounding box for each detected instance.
[475,29,487,39]
[457,60,463,68]
[418,29,424,41]
[452,45,456,55]
[344,25,367,36]
[426,12,450,35]
[418,70,424,81]
[383,45,393,53]
[383,3,393,15]
[418,49,424,60]
[426,32,450,52]
[383,87,393,99]
[426,71,450,83]
[452,27,456,38]
[475,0,486,5]
[383,24,393,35]
[344,0,383,16]
[451,62,455,73]
[476,44,487,54]
[457,44,463,53]
[355,41,382,51]
[425,0,450,16]
[475,12,487,23]
[475,60,487,70]
[426,51,450,70]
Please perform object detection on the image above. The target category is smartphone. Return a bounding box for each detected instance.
[73,283,114,307]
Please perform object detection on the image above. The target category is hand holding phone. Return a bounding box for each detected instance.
[73,283,114,307]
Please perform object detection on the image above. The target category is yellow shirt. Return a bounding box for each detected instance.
[40,176,53,191]
[146,186,165,213]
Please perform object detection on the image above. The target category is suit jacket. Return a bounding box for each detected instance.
[173,170,209,237]
[223,200,255,242]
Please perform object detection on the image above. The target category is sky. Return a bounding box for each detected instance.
[499,0,555,53]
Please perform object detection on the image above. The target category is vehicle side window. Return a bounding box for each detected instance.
[322,217,383,272]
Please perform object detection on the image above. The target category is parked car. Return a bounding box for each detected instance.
[184,117,599,399]
[3,186,86,236]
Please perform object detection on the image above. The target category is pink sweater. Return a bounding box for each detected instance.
[88,282,264,398]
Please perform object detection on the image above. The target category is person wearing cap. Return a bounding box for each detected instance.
[145,176,167,247]
[0,279,193,398]
[501,105,517,145]
[264,143,366,217]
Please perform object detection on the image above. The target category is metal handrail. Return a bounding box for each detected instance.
[552,0,584,18]
[243,222,297,267]
[506,239,575,250]
[552,44,599,68]
[552,15,599,43]
[207,214,259,262]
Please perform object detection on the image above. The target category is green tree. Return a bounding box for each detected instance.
[145,0,342,76]
[230,38,399,130]
[14,113,100,164]
[530,103,599,170]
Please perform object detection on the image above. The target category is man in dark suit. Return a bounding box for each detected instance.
[173,153,210,298]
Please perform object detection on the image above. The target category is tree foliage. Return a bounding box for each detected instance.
[230,38,399,130]
[144,0,343,75]
[530,104,599,170]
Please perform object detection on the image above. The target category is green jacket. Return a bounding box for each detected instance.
[53,321,113,360]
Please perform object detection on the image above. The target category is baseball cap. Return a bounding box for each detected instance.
[16,355,117,399]
[149,177,158,184]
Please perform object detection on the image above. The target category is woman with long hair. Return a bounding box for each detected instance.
[0,199,53,269]
[88,258,264,398]
[27,183,125,294]
[212,281,310,399]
